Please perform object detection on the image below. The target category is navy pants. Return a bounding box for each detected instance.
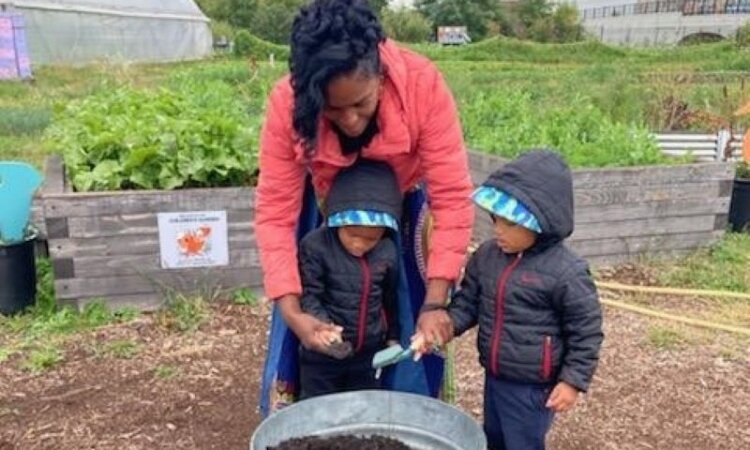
[298,348,381,400]
[484,375,555,450]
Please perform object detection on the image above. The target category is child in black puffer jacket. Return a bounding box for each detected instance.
[296,159,402,400]
[420,150,604,450]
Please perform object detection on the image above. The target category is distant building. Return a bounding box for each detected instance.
[573,0,750,46]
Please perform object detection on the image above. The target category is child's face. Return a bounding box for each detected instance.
[492,216,537,254]
[337,225,386,257]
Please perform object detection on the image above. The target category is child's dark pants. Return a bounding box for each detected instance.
[484,375,555,450]
[299,347,381,400]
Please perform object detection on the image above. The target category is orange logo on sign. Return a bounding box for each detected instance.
[177,226,212,256]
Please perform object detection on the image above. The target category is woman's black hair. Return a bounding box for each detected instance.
[290,0,386,154]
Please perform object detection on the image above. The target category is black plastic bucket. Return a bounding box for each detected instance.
[0,236,37,315]
[729,178,750,233]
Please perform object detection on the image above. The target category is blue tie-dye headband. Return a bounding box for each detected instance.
[472,186,542,233]
[327,209,399,231]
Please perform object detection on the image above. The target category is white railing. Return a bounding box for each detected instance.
[655,130,743,162]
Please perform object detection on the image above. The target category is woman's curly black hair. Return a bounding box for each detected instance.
[290,0,386,153]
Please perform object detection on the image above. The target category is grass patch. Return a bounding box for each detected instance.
[156,295,210,333]
[657,233,750,293]
[0,259,141,365]
[21,346,64,372]
[231,288,258,306]
[0,134,48,169]
[646,326,689,349]
[631,234,750,351]
[0,348,11,364]
[154,364,179,380]
[102,339,141,359]
[0,107,51,135]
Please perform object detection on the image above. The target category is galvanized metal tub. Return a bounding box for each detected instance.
[250,390,486,450]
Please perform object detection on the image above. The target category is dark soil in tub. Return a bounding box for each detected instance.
[267,434,413,450]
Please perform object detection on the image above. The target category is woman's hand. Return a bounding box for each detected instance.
[276,295,342,352]
[415,310,453,350]
[416,278,454,348]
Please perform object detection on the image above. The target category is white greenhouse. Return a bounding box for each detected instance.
[0,0,212,65]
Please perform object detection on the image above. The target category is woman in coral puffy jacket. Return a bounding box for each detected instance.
[258,0,474,415]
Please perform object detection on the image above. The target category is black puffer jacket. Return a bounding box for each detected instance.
[448,150,604,391]
[299,160,402,354]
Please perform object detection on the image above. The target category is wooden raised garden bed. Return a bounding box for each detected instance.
[33,152,735,311]
[40,157,260,310]
[469,151,735,267]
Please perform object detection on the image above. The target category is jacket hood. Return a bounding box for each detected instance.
[326,159,403,221]
[482,149,574,245]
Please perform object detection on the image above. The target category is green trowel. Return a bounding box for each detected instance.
[372,344,415,379]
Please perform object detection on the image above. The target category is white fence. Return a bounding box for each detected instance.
[656,130,743,162]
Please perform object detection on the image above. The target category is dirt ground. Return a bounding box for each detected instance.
[1,268,749,450]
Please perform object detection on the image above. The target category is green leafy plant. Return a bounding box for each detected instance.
[44,80,258,192]
[233,30,290,60]
[737,22,750,48]
[459,87,665,167]
[382,8,433,43]
[232,287,258,306]
[737,161,750,179]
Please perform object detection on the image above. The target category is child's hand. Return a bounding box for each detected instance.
[314,327,343,346]
[297,315,343,353]
[409,332,449,361]
[410,333,428,360]
[545,381,579,413]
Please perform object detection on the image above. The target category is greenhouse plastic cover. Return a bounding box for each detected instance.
[1,1,212,64]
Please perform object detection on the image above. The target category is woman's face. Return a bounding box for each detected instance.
[324,72,382,137]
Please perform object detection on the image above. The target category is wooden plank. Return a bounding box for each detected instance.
[72,285,267,312]
[66,210,254,239]
[570,215,717,241]
[73,247,261,278]
[30,202,47,237]
[572,162,734,188]
[661,153,716,162]
[43,154,66,194]
[569,230,723,257]
[76,293,167,312]
[575,197,731,223]
[44,187,254,218]
[573,181,721,207]
[55,267,263,300]
[473,211,721,245]
[466,151,734,188]
[49,230,256,258]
